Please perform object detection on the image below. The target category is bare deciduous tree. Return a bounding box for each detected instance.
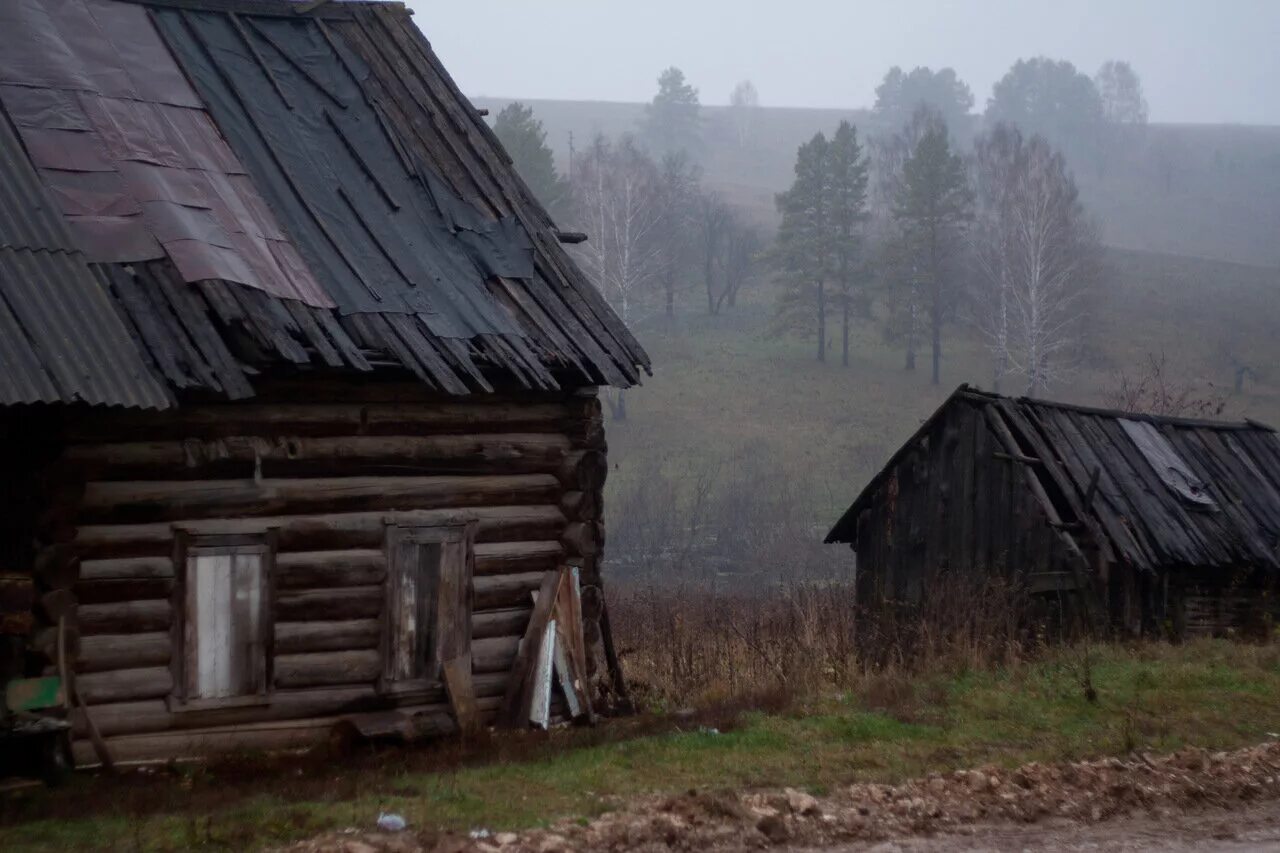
[652,152,701,321]
[973,128,1101,395]
[695,192,733,315]
[1104,352,1227,418]
[729,80,759,149]
[571,135,664,418]
[720,217,762,311]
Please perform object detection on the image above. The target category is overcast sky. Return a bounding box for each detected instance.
[405,0,1280,125]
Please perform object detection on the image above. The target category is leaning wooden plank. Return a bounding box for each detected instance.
[443,656,478,736]
[498,570,562,726]
[551,625,581,720]
[528,619,556,730]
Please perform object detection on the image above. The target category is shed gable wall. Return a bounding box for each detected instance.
[854,401,1086,605]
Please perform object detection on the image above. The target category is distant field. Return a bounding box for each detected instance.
[476,96,1280,268]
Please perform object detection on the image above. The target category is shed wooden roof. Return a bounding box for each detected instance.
[827,387,1280,574]
[0,0,648,408]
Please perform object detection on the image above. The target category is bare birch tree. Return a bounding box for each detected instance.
[970,123,1023,391]
[729,80,759,149]
[972,128,1101,395]
[571,135,664,417]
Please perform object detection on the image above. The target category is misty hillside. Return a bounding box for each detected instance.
[476,97,1280,269]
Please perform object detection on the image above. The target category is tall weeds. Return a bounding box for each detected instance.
[607,572,1038,710]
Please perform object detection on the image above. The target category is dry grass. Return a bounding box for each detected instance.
[609,573,1045,712]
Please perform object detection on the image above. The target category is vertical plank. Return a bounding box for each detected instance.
[551,627,582,719]
[500,569,564,726]
[529,619,556,730]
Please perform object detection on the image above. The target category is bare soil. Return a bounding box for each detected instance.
[282,741,1280,852]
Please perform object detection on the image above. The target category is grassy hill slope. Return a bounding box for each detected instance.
[603,246,1280,534]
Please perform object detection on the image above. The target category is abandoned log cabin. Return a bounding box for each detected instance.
[826,386,1280,638]
[0,0,648,764]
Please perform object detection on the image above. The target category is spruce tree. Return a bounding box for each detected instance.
[893,121,973,385]
[641,67,702,158]
[493,102,566,215]
[826,121,870,367]
[772,133,830,361]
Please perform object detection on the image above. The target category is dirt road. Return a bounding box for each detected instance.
[806,798,1280,851]
[285,741,1280,852]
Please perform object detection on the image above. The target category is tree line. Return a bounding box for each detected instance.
[493,56,1141,398]
[777,104,1101,396]
[494,74,766,331]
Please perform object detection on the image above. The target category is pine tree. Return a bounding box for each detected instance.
[893,120,973,385]
[641,67,702,158]
[826,121,870,367]
[772,133,830,361]
[493,102,566,215]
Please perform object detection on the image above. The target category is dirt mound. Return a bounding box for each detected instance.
[280,741,1280,852]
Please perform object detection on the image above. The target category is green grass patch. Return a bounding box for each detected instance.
[3,640,1278,852]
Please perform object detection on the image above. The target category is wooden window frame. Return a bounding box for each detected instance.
[380,522,474,701]
[169,531,276,713]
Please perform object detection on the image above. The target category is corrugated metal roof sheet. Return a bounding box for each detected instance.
[0,0,647,406]
[0,109,171,409]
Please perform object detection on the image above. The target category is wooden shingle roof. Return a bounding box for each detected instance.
[828,387,1280,573]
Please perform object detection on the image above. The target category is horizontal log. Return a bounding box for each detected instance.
[275,587,382,622]
[80,474,561,524]
[274,619,380,654]
[78,557,173,581]
[473,541,563,577]
[72,699,504,764]
[71,673,510,739]
[473,636,519,674]
[75,506,567,558]
[274,650,380,689]
[78,632,170,674]
[474,572,546,610]
[275,550,385,590]
[78,600,170,635]
[67,402,573,441]
[77,666,172,704]
[65,434,573,480]
[74,720,334,765]
[474,608,531,640]
[75,577,172,605]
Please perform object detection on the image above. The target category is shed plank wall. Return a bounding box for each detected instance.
[32,381,607,761]
[855,402,1086,603]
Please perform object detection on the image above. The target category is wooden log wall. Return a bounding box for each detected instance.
[32,378,611,763]
[854,401,1088,607]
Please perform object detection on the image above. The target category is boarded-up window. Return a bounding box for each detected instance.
[179,542,269,703]
[383,525,472,691]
